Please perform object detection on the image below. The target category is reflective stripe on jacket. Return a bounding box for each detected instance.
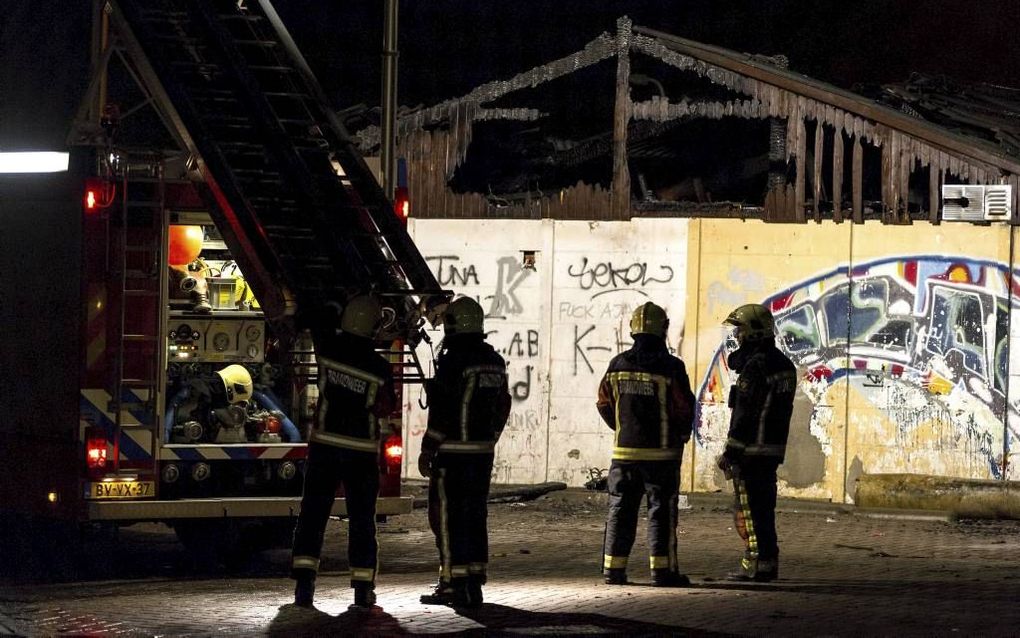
[724,344,797,462]
[423,335,511,456]
[596,335,695,462]
[312,332,395,453]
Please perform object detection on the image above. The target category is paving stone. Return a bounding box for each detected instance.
[2,491,1020,635]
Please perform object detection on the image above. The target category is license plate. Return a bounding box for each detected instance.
[85,480,155,499]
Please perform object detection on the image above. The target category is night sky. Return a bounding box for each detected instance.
[2,0,1018,150]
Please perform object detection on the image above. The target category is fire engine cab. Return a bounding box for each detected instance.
[2,0,447,562]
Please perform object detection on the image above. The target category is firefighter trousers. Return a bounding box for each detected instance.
[291,443,380,587]
[732,459,780,573]
[603,459,681,574]
[428,453,493,585]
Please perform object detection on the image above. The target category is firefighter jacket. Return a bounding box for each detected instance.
[596,334,695,462]
[311,332,396,453]
[422,334,511,456]
[723,342,797,463]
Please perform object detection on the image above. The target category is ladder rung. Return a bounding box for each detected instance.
[123,334,159,342]
[247,65,297,74]
[121,379,157,388]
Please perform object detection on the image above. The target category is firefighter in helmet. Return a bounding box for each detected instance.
[291,294,396,610]
[717,303,797,582]
[596,302,695,587]
[418,297,511,608]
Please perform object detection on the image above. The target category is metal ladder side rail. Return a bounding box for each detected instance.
[139,1,371,304]
[110,0,296,320]
[183,1,376,298]
[244,0,446,300]
[109,158,166,476]
[119,0,445,317]
[130,0,412,297]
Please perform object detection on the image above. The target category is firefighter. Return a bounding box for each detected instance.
[418,297,511,608]
[716,303,797,582]
[291,295,396,609]
[597,302,695,587]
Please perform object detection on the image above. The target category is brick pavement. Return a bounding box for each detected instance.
[2,489,1020,636]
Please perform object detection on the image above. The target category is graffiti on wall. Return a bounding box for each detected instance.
[406,217,689,486]
[697,255,1017,481]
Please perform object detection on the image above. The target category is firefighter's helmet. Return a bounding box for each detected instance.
[216,364,253,404]
[443,297,485,335]
[629,302,669,339]
[723,303,775,345]
[341,294,383,338]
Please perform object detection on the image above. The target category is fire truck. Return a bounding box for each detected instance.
[0,0,446,562]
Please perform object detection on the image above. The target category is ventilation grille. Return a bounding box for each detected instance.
[942,184,1013,222]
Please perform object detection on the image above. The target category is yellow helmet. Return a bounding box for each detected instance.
[629,302,669,339]
[443,297,484,335]
[723,303,775,344]
[216,364,253,404]
[341,294,383,338]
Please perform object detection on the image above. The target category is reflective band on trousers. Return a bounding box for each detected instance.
[611,446,682,461]
[350,567,375,582]
[604,554,628,569]
[438,440,496,454]
[309,429,379,453]
[650,555,671,569]
[292,555,320,572]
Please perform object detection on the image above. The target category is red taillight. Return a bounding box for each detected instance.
[383,435,403,469]
[85,428,108,471]
[393,186,409,222]
[84,178,115,213]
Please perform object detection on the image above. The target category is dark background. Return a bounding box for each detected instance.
[2,0,1018,151]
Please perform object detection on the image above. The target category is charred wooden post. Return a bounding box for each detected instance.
[794,104,807,222]
[852,135,863,223]
[833,130,844,222]
[813,121,824,222]
[767,117,788,215]
[611,17,632,220]
[928,164,940,224]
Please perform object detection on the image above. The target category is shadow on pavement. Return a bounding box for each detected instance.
[267,603,408,637]
[453,602,729,637]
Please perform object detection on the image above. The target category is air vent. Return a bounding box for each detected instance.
[984,186,1012,220]
[942,184,1013,222]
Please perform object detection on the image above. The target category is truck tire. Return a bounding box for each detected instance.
[173,518,295,569]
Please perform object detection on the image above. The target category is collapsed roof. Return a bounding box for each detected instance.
[350,18,1020,224]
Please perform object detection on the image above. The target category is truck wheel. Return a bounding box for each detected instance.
[173,518,294,569]
[173,520,251,570]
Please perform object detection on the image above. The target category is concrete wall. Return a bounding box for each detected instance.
[406,216,1020,501]
[405,218,688,486]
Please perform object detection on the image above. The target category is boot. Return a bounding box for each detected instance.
[651,569,691,588]
[351,582,376,610]
[293,578,315,608]
[420,577,474,607]
[726,556,778,582]
[603,568,627,585]
[464,575,484,608]
[420,579,460,605]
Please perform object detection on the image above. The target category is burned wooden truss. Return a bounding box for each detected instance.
[382,17,1020,224]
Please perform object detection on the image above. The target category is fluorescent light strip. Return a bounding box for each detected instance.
[0,152,70,174]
